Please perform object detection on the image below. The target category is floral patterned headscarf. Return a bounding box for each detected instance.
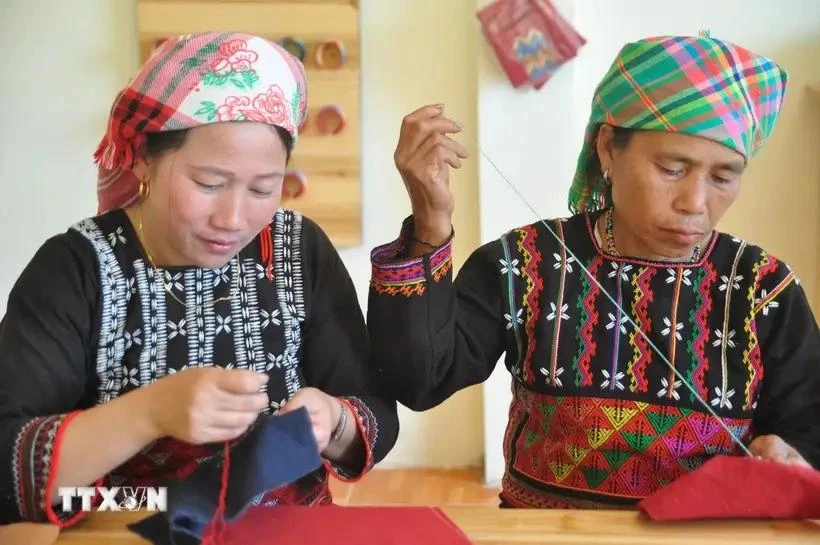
[95,31,308,214]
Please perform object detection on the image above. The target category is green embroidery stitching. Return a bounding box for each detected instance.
[193,101,217,122]
[181,43,218,69]
[290,89,302,129]
[199,68,259,91]
[182,42,260,91]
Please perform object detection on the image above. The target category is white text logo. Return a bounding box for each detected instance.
[56,486,167,512]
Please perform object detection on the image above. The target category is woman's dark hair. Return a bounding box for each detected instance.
[144,125,294,162]
[611,125,634,149]
[585,125,635,208]
[586,125,633,182]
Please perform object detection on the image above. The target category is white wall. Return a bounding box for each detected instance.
[478,0,820,484]
[0,0,484,469]
[0,0,140,312]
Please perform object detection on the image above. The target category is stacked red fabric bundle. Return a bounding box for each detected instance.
[638,455,820,521]
[477,0,585,89]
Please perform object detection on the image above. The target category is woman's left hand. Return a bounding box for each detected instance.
[279,387,342,453]
[748,434,812,468]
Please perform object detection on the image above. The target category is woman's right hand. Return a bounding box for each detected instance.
[394,104,469,247]
[144,367,269,444]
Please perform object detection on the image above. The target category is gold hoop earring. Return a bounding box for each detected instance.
[138,175,150,201]
[602,169,610,183]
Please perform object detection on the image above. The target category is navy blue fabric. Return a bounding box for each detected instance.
[129,407,322,544]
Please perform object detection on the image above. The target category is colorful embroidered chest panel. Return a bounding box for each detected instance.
[496,214,795,506]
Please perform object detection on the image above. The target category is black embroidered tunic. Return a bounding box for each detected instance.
[0,208,398,525]
[368,213,820,508]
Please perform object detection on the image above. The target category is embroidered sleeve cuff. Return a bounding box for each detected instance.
[370,216,453,297]
[322,397,377,482]
[11,411,93,528]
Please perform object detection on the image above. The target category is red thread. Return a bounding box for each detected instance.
[44,411,103,528]
[200,441,231,545]
[260,225,274,282]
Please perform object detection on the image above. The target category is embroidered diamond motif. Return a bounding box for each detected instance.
[600,404,638,430]
[645,406,680,435]
[601,448,631,470]
[565,444,590,465]
[548,459,574,482]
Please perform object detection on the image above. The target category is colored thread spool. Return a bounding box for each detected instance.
[315,39,347,69]
[279,36,306,62]
[315,105,346,135]
[282,170,307,199]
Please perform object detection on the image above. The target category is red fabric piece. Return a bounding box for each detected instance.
[638,455,820,521]
[214,505,474,544]
[200,442,232,545]
[476,0,585,89]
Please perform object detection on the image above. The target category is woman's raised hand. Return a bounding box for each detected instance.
[393,104,469,249]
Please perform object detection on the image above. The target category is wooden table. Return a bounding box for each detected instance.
[47,507,820,545]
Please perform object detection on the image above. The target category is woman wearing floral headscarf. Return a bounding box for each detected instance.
[370,34,820,509]
[0,32,397,526]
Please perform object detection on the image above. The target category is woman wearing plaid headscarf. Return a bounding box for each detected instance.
[370,35,820,509]
[0,32,398,526]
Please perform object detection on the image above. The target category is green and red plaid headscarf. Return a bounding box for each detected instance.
[95,31,308,214]
[568,34,788,214]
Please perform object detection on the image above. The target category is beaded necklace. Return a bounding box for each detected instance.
[603,208,701,263]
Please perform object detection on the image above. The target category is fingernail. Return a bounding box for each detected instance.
[435,103,444,110]
[454,121,463,131]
